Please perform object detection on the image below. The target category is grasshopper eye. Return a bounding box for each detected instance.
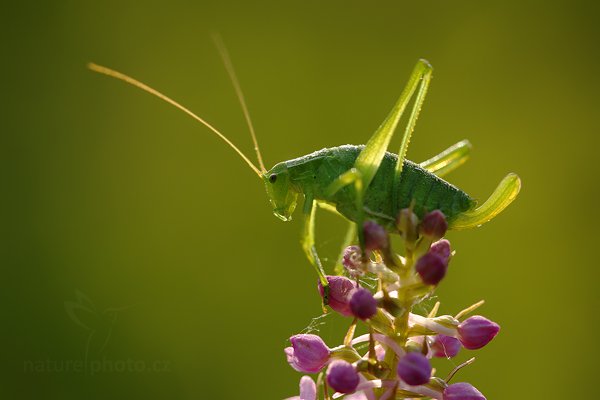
[269,174,277,183]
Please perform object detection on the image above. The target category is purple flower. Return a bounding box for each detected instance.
[318,275,357,316]
[415,252,448,285]
[326,360,359,394]
[457,315,500,350]
[430,334,461,358]
[420,210,448,239]
[349,288,378,320]
[286,375,317,400]
[363,220,389,251]
[443,382,486,400]
[430,239,451,261]
[285,334,330,373]
[343,245,364,277]
[396,352,431,386]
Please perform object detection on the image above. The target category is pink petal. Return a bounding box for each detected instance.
[299,376,316,400]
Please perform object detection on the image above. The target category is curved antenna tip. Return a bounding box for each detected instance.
[86,61,263,178]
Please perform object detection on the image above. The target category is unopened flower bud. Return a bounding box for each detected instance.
[420,210,448,240]
[443,382,486,400]
[430,334,461,358]
[349,288,377,320]
[397,208,419,243]
[430,239,451,262]
[415,252,448,285]
[342,245,364,277]
[318,276,357,316]
[285,334,330,373]
[396,352,431,386]
[457,315,500,350]
[326,360,359,394]
[363,220,388,251]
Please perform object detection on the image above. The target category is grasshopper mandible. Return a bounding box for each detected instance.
[88,38,520,304]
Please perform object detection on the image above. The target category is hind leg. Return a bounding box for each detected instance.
[328,60,434,250]
[420,140,472,177]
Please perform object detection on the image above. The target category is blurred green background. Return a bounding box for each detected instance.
[2,1,598,398]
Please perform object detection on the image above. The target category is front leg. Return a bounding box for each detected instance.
[301,195,330,305]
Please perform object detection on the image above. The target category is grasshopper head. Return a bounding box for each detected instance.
[263,163,298,222]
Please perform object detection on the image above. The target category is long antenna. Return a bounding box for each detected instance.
[87,62,262,178]
[211,33,266,173]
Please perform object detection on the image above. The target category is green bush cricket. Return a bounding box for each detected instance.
[88,41,521,304]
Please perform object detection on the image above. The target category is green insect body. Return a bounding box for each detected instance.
[89,41,521,304]
[266,145,474,230]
